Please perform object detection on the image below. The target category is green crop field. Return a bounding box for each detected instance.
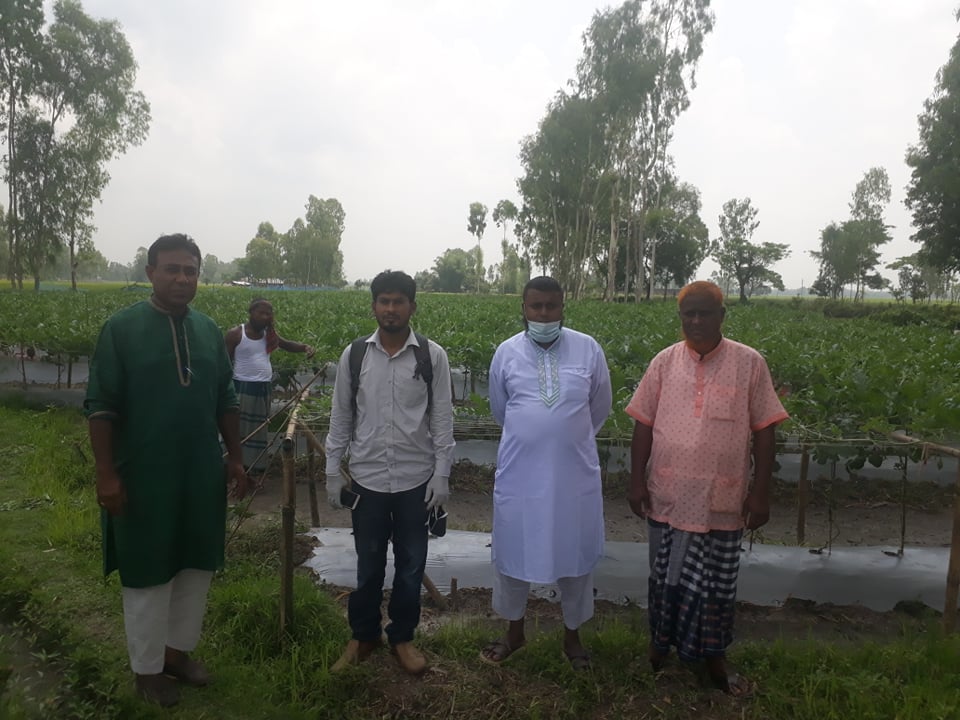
[0,288,957,453]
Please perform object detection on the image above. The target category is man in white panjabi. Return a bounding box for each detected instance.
[480,276,613,670]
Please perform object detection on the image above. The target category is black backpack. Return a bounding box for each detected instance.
[348,332,434,425]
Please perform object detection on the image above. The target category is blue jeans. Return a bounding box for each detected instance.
[348,481,429,645]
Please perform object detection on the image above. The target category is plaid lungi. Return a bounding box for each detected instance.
[647,518,742,661]
[235,379,272,473]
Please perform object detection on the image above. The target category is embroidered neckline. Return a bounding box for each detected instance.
[536,345,560,407]
[167,315,192,387]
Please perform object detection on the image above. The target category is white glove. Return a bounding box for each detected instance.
[424,475,449,511]
[326,473,346,509]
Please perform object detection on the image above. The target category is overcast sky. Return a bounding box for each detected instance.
[77,0,958,290]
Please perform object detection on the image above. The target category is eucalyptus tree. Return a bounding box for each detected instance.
[516,93,610,297]
[712,198,788,303]
[576,0,713,301]
[281,195,346,286]
[466,202,487,293]
[492,199,519,293]
[0,0,150,289]
[0,0,44,287]
[906,26,960,274]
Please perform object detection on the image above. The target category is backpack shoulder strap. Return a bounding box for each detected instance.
[412,332,434,414]
[348,337,369,423]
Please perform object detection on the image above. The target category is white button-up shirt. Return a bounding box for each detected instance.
[325,330,455,492]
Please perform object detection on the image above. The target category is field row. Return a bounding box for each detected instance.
[0,288,957,444]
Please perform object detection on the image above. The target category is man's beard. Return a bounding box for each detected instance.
[379,322,407,334]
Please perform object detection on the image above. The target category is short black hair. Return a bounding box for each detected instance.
[371,270,416,303]
[522,276,563,300]
[147,233,201,268]
[248,297,272,312]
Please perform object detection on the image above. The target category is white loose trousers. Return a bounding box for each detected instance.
[120,568,213,674]
[492,567,595,630]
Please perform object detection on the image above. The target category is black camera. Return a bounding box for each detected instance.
[427,506,447,537]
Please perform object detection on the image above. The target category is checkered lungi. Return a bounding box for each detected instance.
[647,518,742,661]
[234,379,271,474]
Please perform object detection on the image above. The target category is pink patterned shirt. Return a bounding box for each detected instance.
[625,338,788,533]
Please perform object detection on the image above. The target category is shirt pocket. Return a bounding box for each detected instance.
[395,373,429,411]
[706,385,737,421]
[710,475,745,514]
[560,366,592,402]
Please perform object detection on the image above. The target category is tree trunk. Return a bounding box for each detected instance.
[7,88,19,289]
[604,177,620,302]
[634,220,645,303]
[646,239,657,301]
[69,233,78,291]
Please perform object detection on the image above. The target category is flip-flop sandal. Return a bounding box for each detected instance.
[563,650,592,672]
[705,670,755,698]
[479,639,524,666]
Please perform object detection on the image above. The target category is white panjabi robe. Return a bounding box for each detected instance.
[489,327,613,584]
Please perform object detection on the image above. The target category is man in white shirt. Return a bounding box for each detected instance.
[225,299,314,476]
[481,276,612,671]
[325,270,455,675]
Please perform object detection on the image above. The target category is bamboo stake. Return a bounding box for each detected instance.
[421,572,447,610]
[887,432,960,632]
[280,387,311,638]
[797,446,809,545]
[307,442,320,527]
[944,458,960,634]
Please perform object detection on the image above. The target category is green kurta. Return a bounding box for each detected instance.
[84,300,238,588]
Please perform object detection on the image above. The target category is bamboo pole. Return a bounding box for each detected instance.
[422,572,447,610]
[946,459,960,634]
[887,432,960,633]
[280,387,311,638]
[307,442,320,527]
[797,447,809,545]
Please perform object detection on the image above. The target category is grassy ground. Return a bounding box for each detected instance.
[0,402,959,719]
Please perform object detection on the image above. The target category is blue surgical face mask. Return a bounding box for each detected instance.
[527,320,562,344]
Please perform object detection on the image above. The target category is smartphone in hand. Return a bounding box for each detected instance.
[339,486,360,510]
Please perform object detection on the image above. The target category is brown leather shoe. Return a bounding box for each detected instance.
[163,650,210,687]
[135,673,180,707]
[391,642,427,675]
[331,639,381,672]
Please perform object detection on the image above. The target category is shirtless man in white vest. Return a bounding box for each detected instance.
[224,299,314,477]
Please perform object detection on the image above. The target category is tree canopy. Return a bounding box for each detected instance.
[0,0,150,290]
[515,0,713,300]
[712,198,788,303]
[905,29,960,273]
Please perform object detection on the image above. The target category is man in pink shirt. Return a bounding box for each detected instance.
[625,281,787,697]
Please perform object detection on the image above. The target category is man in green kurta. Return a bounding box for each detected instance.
[85,233,249,708]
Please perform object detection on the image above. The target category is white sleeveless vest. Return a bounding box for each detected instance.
[232,325,273,382]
